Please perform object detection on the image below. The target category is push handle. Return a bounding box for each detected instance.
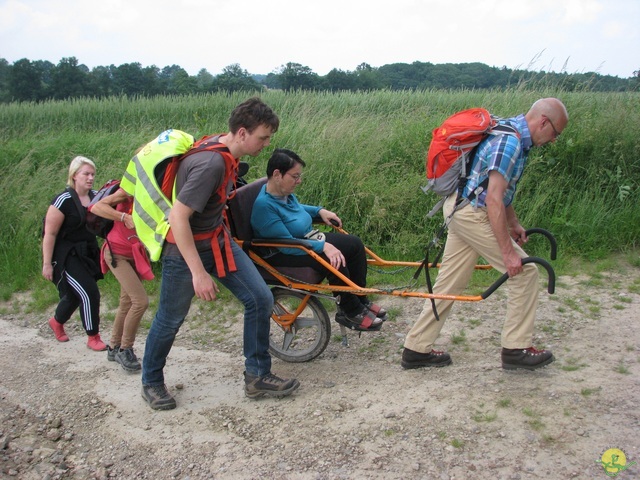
[525,228,557,261]
[481,257,556,299]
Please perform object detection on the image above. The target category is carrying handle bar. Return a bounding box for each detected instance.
[481,257,555,299]
[524,228,557,261]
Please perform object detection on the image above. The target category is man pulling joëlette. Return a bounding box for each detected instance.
[402,98,569,371]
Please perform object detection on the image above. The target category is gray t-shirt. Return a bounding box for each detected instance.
[164,142,234,255]
[174,150,228,232]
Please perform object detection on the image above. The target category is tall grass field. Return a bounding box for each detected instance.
[1,89,639,303]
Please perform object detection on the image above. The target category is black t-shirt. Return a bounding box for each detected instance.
[50,188,96,243]
[50,188,100,277]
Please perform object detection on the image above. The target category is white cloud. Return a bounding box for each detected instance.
[560,0,603,24]
[0,0,637,77]
[602,20,626,39]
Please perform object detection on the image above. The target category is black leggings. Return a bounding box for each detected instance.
[267,232,367,314]
[54,254,101,335]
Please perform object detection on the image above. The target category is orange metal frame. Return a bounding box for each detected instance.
[236,229,491,304]
[232,223,556,336]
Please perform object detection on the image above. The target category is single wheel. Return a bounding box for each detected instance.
[269,287,331,362]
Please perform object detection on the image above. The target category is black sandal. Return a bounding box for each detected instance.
[362,299,388,321]
[335,308,383,332]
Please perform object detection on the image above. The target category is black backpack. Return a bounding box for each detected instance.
[85,179,121,238]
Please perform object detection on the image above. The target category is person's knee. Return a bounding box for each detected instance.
[134,295,150,310]
[129,296,149,316]
[250,284,274,311]
[257,289,274,311]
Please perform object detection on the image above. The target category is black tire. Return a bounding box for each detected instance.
[269,287,331,363]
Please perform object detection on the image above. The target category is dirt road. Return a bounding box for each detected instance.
[1,268,639,479]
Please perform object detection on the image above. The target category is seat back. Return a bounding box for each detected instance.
[228,177,267,241]
[227,177,324,285]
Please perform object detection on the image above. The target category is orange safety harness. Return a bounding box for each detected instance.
[163,135,239,278]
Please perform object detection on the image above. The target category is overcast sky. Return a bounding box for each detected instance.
[1,0,638,78]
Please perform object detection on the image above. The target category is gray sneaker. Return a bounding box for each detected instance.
[107,344,120,362]
[141,384,176,410]
[115,347,141,372]
[244,372,300,399]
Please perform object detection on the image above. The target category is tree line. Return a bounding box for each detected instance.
[0,56,637,103]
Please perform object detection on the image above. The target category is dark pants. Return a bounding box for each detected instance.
[267,232,368,314]
[54,253,101,335]
[142,239,274,386]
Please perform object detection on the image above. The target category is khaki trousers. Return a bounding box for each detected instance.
[404,195,539,353]
[104,249,149,349]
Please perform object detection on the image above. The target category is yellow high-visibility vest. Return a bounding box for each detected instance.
[120,129,237,261]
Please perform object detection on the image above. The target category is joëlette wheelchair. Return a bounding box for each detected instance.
[226,177,557,363]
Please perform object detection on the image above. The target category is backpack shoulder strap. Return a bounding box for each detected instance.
[488,117,520,137]
[166,136,239,203]
[66,186,86,224]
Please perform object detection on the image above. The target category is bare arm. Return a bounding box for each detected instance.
[505,204,528,246]
[485,171,523,277]
[318,208,342,228]
[88,188,134,230]
[168,200,220,301]
[42,206,64,281]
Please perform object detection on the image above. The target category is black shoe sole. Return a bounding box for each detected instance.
[335,313,383,332]
[118,362,142,373]
[502,355,555,371]
[245,379,301,399]
[401,358,452,369]
[116,356,141,373]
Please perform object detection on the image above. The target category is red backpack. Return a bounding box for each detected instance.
[422,108,518,202]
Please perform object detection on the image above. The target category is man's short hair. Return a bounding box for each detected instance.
[229,97,280,134]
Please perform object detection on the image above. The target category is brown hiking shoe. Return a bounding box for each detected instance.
[401,347,452,369]
[501,347,555,371]
[141,384,177,410]
[244,372,300,399]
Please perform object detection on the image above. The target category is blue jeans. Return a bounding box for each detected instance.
[142,240,274,386]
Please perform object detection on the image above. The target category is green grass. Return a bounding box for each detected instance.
[560,357,587,372]
[472,411,498,423]
[450,438,464,449]
[615,363,631,375]
[522,408,545,431]
[451,329,467,345]
[581,387,601,396]
[357,336,387,354]
[2,89,640,304]
[466,318,482,328]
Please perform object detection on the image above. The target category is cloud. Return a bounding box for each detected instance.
[560,0,603,24]
[0,0,637,77]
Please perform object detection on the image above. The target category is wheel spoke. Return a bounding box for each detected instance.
[294,316,317,328]
[269,288,331,362]
[281,330,295,351]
